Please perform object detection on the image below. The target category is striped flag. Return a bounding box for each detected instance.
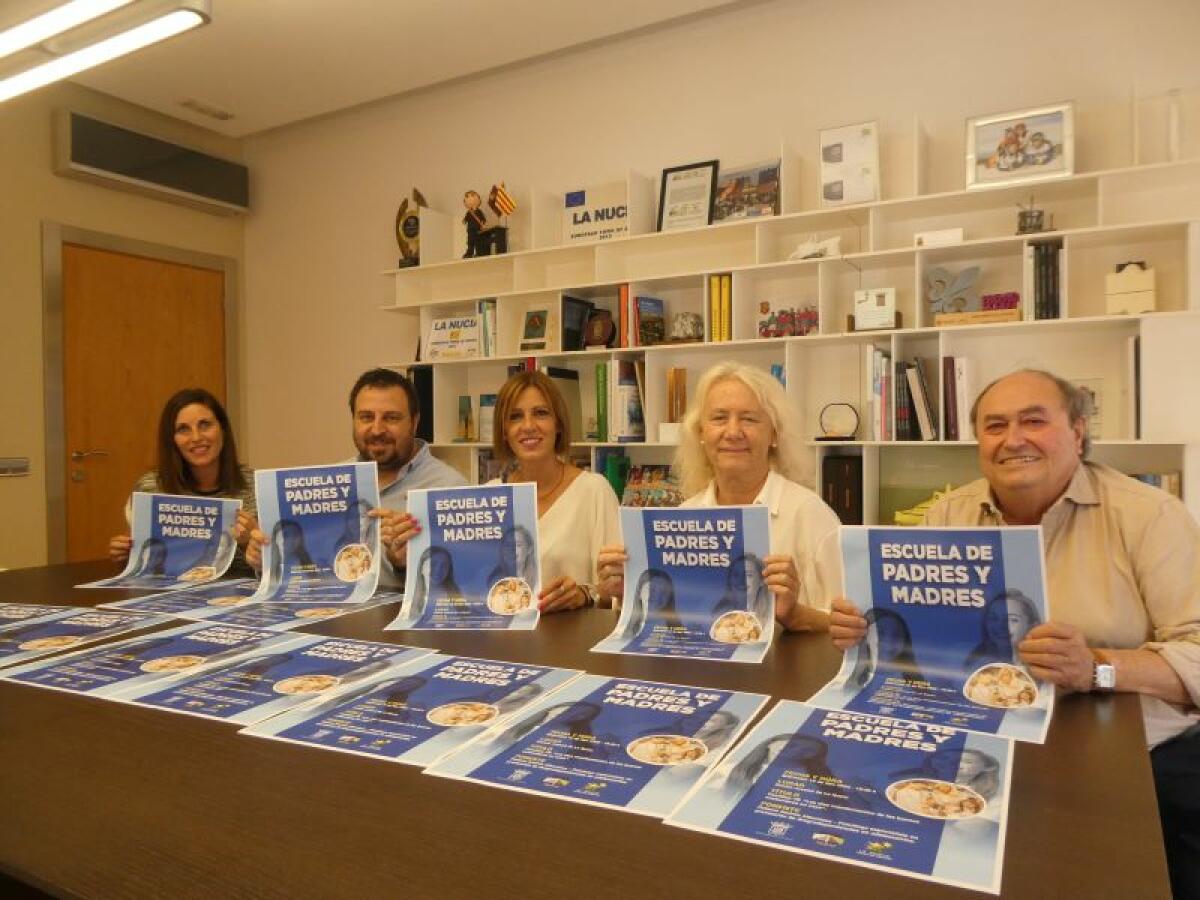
[489,182,516,217]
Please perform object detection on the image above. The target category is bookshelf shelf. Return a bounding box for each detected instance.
[385,158,1200,520]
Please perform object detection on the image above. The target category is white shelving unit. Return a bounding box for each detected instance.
[383,158,1200,522]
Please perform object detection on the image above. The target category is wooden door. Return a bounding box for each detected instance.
[63,244,226,562]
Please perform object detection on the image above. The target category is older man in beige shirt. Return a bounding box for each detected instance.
[831,369,1199,899]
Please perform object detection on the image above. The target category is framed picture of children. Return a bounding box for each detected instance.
[965,103,1074,189]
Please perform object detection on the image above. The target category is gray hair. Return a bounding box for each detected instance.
[673,362,807,497]
[969,369,1093,457]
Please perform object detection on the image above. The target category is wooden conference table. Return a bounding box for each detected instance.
[0,562,1172,900]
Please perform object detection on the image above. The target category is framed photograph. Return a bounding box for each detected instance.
[657,160,718,232]
[820,121,879,206]
[713,159,780,222]
[966,102,1074,189]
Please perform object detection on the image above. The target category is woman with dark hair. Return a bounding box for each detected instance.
[619,568,681,638]
[847,608,924,688]
[408,546,465,619]
[108,388,255,575]
[964,589,1042,669]
[713,553,773,625]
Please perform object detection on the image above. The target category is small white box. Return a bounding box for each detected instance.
[658,422,683,444]
[914,227,964,248]
[853,287,897,330]
[1105,265,1156,314]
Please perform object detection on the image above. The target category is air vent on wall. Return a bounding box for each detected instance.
[53,110,249,215]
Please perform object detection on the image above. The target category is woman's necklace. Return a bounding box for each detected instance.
[525,460,566,501]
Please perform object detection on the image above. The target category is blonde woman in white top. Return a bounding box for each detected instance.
[597,362,840,629]
[488,370,620,612]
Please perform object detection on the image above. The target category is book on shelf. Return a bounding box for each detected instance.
[905,359,937,441]
[933,309,1021,327]
[665,367,687,423]
[1126,335,1141,440]
[636,296,665,346]
[455,395,475,442]
[519,309,549,351]
[620,465,684,507]
[476,298,497,357]
[425,314,480,361]
[475,449,506,485]
[1032,239,1063,320]
[863,345,892,441]
[407,366,434,443]
[770,363,785,387]
[943,356,959,441]
[954,356,974,441]
[544,366,583,442]
[708,274,720,341]
[478,393,497,445]
[505,357,538,378]
[611,360,645,443]
[593,361,609,442]
[618,283,631,347]
[595,447,629,498]
[561,295,594,352]
[720,273,732,341]
[895,360,913,441]
[1130,471,1182,498]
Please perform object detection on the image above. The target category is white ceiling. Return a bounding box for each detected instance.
[53,0,746,138]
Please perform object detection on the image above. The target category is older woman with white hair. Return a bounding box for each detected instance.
[596,361,841,631]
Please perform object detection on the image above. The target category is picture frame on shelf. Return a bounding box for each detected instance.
[519,309,549,351]
[820,121,880,206]
[966,102,1074,190]
[561,295,595,351]
[657,159,718,232]
[713,159,780,222]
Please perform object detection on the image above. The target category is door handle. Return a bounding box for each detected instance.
[70,449,110,461]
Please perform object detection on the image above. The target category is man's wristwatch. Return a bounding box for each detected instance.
[1091,651,1116,692]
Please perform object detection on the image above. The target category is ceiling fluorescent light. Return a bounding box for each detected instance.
[0,5,206,103]
[0,1,136,61]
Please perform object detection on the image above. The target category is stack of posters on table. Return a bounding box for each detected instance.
[246,654,581,767]
[0,609,164,668]
[251,463,382,604]
[665,526,1051,894]
[387,484,542,631]
[99,579,261,616]
[0,621,292,699]
[427,675,768,818]
[77,493,241,589]
[0,602,73,625]
[592,505,773,662]
[116,637,431,726]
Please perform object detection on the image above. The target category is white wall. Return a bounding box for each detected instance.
[0,82,244,569]
[242,0,1200,466]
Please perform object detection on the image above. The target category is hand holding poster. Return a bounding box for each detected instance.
[78,493,241,589]
[0,621,292,698]
[0,609,163,668]
[592,506,773,662]
[427,675,767,817]
[117,637,431,726]
[245,654,581,767]
[810,526,1052,742]
[252,463,382,604]
[667,700,1011,894]
[386,484,541,630]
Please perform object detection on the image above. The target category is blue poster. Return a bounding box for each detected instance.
[78,493,242,590]
[0,603,73,625]
[117,636,431,726]
[245,654,581,767]
[668,701,1011,894]
[182,591,403,631]
[0,621,292,699]
[427,675,768,817]
[592,506,772,663]
[98,579,260,616]
[810,527,1052,742]
[0,609,163,668]
[387,484,541,630]
[251,463,382,604]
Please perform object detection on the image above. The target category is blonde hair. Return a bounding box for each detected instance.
[491,370,572,464]
[673,362,806,497]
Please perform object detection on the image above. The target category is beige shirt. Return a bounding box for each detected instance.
[925,461,1200,748]
[683,471,843,613]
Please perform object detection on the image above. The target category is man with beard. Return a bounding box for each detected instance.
[246,369,465,586]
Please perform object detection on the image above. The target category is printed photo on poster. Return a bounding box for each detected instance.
[245,654,582,767]
[668,700,1012,894]
[593,505,772,662]
[183,591,402,631]
[0,609,163,669]
[78,493,242,590]
[809,526,1053,742]
[427,675,767,818]
[387,483,541,631]
[98,578,260,617]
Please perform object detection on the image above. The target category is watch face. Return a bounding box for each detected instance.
[1094,664,1116,690]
